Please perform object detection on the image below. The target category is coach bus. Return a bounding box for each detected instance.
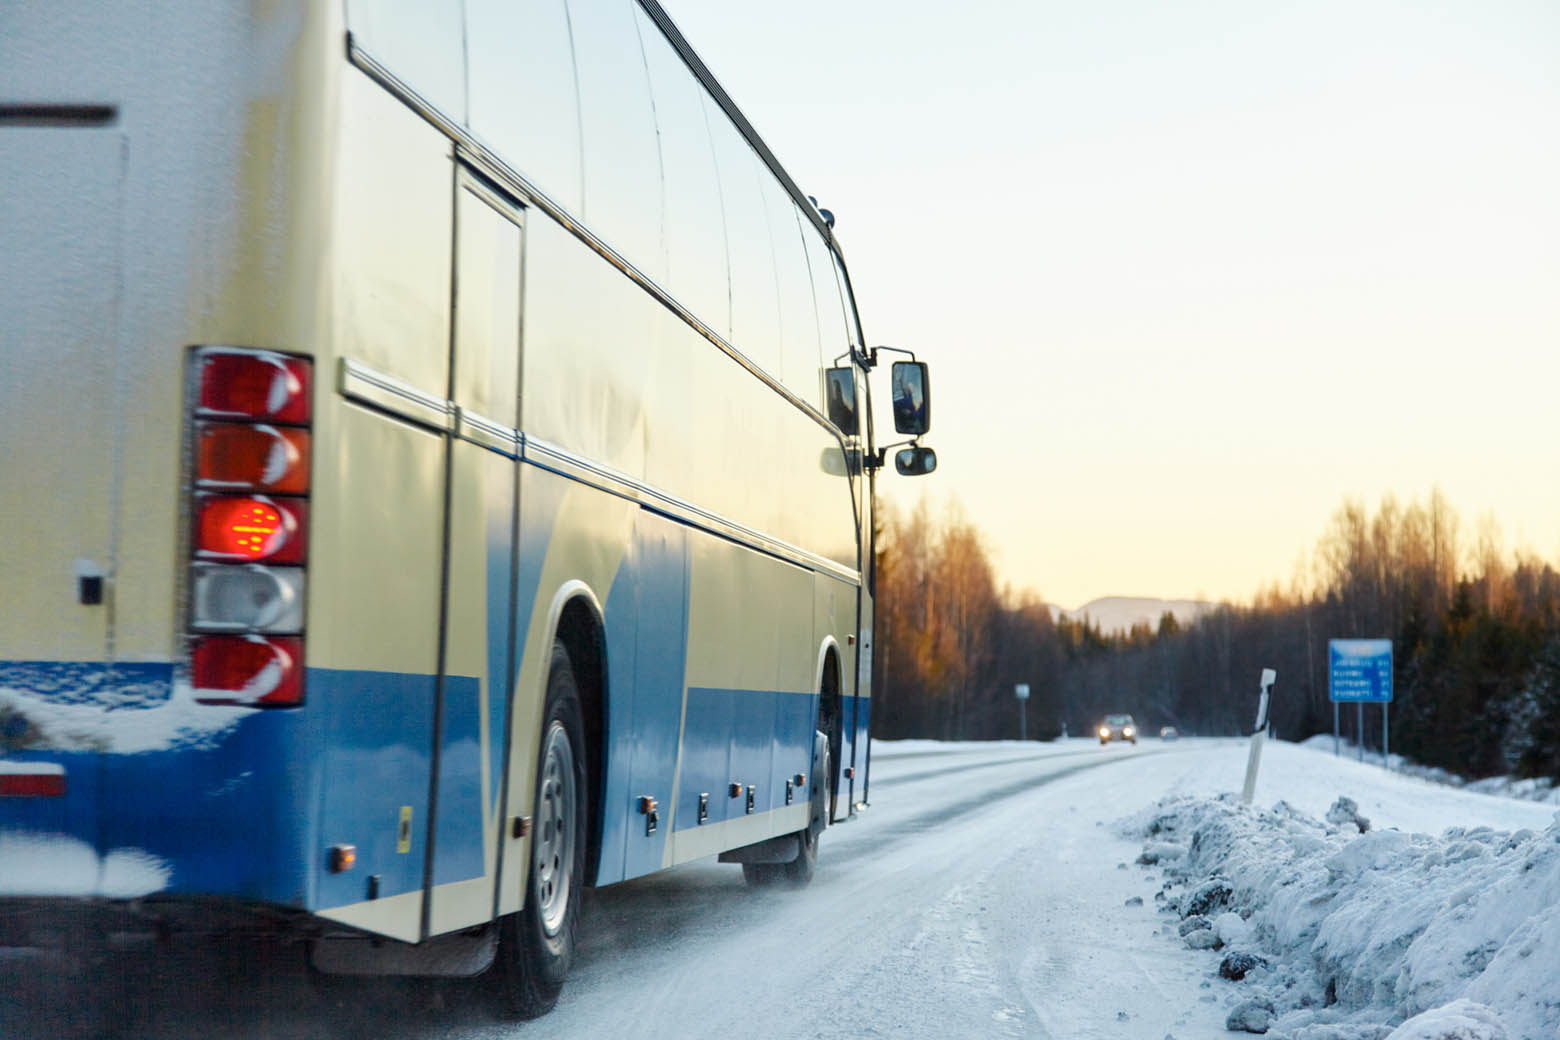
[0,0,935,1018]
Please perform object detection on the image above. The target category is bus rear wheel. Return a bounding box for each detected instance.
[491,641,587,1019]
[741,729,828,888]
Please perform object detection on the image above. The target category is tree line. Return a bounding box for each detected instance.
[870,491,1560,781]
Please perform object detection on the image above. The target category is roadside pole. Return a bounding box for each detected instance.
[1015,683,1029,741]
[1241,668,1276,804]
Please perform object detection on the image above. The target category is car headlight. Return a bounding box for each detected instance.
[1124,727,1135,736]
[1099,727,1110,737]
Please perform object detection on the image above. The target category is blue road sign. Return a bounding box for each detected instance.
[1329,639,1393,703]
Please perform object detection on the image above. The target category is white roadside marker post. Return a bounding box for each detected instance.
[1241,668,1277,804]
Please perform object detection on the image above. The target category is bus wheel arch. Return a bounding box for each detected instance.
[815,640,844,818]
[550,589,606,888]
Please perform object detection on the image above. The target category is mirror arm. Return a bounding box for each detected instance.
[866,436,921,471]
[863,344,916,371]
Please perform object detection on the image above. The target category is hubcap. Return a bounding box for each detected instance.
[533,720,576,937]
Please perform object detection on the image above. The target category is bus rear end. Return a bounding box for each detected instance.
[1,2,339,943]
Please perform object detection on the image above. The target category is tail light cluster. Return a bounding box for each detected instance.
[187,348,313,706]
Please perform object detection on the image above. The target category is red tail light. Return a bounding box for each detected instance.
[191,635,304,706]
[188,347,312,709]
[196,496,307,564]
[197,423,311,493]
[0,767,66,798]
[198,351,312,424]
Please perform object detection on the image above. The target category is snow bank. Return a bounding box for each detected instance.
[1296,735,1560,807]
[1126,793,1560,1039]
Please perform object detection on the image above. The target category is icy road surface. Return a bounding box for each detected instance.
[4,738,1554,1038]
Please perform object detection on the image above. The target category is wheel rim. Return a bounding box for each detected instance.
[533,720,576,937]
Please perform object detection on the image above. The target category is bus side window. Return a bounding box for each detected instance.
[468,0,583,214]
[637,5,730,340]
[825,367,857,436]
[709,111,782,376]
[571,0,664,281]
[347,0,466,121]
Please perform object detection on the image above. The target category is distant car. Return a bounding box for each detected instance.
[1159,726,1179,740]
[1098,714,1137,745]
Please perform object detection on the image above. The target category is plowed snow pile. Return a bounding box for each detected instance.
[1127,793,1560,1039]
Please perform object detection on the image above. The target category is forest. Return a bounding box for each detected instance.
[870,490,1560,782]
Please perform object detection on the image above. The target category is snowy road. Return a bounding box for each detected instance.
[5,738,1554,1038]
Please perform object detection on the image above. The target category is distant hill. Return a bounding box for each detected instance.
[1048,596,1216,635]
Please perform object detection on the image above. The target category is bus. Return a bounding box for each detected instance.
[0,0,935,1018]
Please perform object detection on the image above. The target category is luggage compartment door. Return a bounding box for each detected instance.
[427,172,525,936]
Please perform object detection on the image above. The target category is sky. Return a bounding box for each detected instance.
[661,0,1560,609]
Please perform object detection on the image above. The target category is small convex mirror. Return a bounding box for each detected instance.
[895,446,937,477]
[891,361,930,436]
[825,367,858,436]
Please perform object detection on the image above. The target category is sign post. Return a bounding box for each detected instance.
[1015,683,1030,741]
[1328,639,1393,767]
[1241,668,1277,804]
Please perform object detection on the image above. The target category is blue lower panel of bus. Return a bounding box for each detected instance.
[432,674,485,886]
[673,687,818,833]
[2,659,869,907]
[0,661,468,912]
[0,661,317,907]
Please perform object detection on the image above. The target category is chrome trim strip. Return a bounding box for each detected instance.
[455,407,521,458]
[330,359,860,584]
[338,357,454,432]
[523,437,861,586]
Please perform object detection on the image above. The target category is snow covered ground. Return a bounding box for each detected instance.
[2,737,1554,1038]
[1295,733,1560,807]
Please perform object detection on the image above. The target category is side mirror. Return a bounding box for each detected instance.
[895,445,937,476]
[824,366,858,436]
[820,446,864,477]
[891,361,930,436]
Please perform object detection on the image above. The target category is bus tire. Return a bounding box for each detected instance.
[741,729,827,888]
[491,641,587,1019]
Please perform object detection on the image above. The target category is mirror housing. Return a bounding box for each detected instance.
[820,446,864,478]
[891,361,930,436]
[824,366,858,436]
[895,445,937,477]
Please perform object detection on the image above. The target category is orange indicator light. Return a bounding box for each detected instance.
[196,496,306,564]
[329,844,357,873]
[197,423,310,492]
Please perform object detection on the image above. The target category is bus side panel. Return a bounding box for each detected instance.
[427,179,525,936]
[498,464,636,916]
[308,405,445,940]
[307,66,455,941]
[665,533,812,867]
[425,443,512,935]
[599,510,690,884]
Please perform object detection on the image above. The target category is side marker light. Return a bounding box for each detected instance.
[329,844,357,873]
